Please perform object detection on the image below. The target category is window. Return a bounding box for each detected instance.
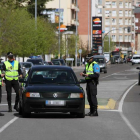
[128,19,131,25]
[105,1,111,7]
[112,35,116,41]
[105,27,110,33]
[112,27,116,33]
[105,18,110,25]
[98,8,102,14]
[128,36,131,41]
[119,35,123,41]
[119,11,123,16]
[112,1,116,7]
[129,2,131,8]
[98,0,102,5]
[112,18,116,25]
[119,28,123,33]
[119,2,123,7]
[129,11,131,16]
[125,11,128,16]
[125,18,128,25]
[72,0,76,4]
[119,19,123,25]
[125,35,128,41]
[112,11,116,16]
[125,2,128,8]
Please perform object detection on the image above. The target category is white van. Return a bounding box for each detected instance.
[131,54,140,65]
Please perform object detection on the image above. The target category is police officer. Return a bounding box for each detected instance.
[2,52,22,112]
[0,70,4,116]
[80,56,100,117]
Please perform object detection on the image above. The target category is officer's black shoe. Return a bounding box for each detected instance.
[0,112,4,116]
[8,106,12,112]
[90,110,98,117]
[14,105,19,112]
[85,112,91,116]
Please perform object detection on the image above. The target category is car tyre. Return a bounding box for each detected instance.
[104,70,107,73]
[22,104,31,118]
[19,101,22,115]
[132,63,134,65]
[76,109,85,118]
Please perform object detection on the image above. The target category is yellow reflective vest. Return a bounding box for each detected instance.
[0,70,2,85]
[85,61,97,80]
[4,60,19,81]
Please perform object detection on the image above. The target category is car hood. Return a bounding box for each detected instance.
[26,84,83,93]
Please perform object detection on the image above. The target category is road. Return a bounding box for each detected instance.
[0,63,140,140]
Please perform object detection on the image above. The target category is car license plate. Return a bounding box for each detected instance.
[45,100,65,106]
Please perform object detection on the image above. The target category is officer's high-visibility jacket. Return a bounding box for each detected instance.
[85,61,98,80]
[4,61,19,81]
[0,70,2,85]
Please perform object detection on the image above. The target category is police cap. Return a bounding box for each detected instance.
[7,52,13,56]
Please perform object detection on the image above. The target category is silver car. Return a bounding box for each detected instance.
[93,55,107,73]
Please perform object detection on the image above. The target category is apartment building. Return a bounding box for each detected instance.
[45,0,79,28]
[133,0,140,53]
[98,0,135,55]
[78,0,98,51]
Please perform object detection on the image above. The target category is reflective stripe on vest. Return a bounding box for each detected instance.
[4,61,19,81]
[85,61,97,80]
[0,70,1,85]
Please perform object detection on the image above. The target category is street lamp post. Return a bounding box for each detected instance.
[75,0,78,67]
[58,0,61,59]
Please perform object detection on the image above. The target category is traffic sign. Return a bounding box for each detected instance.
[78,49,82,54]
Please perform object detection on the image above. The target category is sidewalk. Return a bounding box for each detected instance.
[81,79,137,110]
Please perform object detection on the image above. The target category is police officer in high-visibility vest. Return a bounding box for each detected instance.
[80,56,100,117]
[2,52,22,112]
[0,70,4,116]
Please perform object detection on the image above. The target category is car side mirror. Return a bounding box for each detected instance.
[79,79,86,84]
[19,78,27,83]
[136,67,140,70]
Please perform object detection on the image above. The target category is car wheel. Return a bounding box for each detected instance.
[76,109,85,118]
[138,74,140,85]
[104,70,107,73]
[132,63,134,65]
[19,101,22,115]
[22,104,31,118]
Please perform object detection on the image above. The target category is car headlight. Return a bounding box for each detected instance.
[68,93,84,98]
[25,92,40,97]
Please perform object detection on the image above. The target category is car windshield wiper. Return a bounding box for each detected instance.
[29,81,47,84]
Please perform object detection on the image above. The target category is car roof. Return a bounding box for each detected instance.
[93,55,105,58]
[20,62,33,64]
[31,65,72,70]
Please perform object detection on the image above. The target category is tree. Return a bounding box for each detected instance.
[0,1,58,58]
[103,36,115,52]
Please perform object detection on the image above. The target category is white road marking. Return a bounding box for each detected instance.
[0,103,14,106]
[118,81,138,112]
[120,113,140,140]
[118,81,140,140]
[0,117,18,133]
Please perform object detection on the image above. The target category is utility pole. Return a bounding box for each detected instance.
[58,0,61,59]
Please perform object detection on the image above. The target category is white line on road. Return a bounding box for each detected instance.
[0,117,18,133]
[118,81,137,112]
[118,81,140,140]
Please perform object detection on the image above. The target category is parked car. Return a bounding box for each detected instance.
[52,60,62,65]
[52,59,66,65]
[43,61,49,65]
[19,65,85,118]
[127,56,132,62]
[93,55,107,73]
[47,62,53,65]
[136,67,140,85]
[131,55,140,65]
[20,62,33,76]
[26,59,44,65]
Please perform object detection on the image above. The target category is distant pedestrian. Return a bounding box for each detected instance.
[0,70,4,116]
[80,56,100,116]
[2,52,23,112]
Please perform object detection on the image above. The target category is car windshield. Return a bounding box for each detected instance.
[27,59,43,65]
[52,61,60,65]
[29,70,76,84]
[133,57,140,59]
[21,63,32,68]
[93,58,104,63]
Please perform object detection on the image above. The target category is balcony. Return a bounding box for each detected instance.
[71,19,79,26]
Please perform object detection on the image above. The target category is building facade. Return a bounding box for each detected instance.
[45,0,79,27]
[98,0,135,55]
[78,0,98,51]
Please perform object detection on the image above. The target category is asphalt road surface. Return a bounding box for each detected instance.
[0,63,140,140]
